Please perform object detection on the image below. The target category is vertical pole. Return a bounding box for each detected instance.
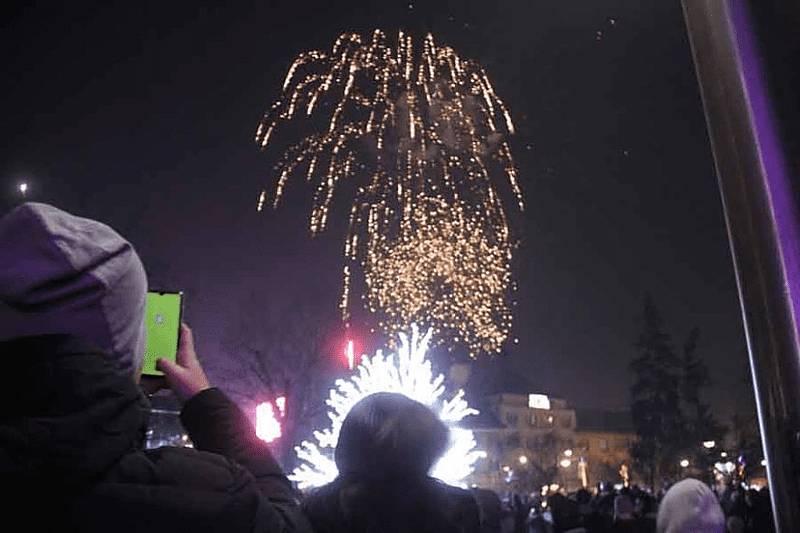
[680,1,800,531]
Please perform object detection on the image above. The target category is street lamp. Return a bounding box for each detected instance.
[680,459,690,468]
[519,455,528,465]
[703,440,716,449]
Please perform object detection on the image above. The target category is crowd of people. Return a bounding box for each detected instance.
[0,202,780,533]
[497,481,774,533]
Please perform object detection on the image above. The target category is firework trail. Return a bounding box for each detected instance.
[256,30,523,355]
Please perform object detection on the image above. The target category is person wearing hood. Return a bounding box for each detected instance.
[301,391,482,533]
[0,202,312,533]
[656,478,726,533]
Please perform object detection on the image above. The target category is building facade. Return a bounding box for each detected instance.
[573,409,639,489]
[466,392,582,493]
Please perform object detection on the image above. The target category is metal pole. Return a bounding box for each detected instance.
[680,1,800,531]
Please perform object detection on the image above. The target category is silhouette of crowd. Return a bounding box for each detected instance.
[497,479,774,533]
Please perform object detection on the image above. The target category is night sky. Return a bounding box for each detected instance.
[1,1,751,421]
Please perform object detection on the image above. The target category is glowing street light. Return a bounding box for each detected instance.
[18,182,29,196]
[563,449,573,457]
[519,455,528,465]
[680,458,690,468]
[703,440,716,449]
[560,459,572,468]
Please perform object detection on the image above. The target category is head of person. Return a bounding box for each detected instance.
[0,202,147,380]
[334,392,450,480]
[656,478,725,533]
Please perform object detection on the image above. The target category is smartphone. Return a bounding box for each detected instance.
[143,290,183,376]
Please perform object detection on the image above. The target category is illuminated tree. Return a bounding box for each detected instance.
[291,325,485,491]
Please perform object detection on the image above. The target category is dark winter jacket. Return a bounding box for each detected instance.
[0,334,312,533]
[302,474,481,533]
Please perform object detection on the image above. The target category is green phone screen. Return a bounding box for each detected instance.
[143,291,182,376]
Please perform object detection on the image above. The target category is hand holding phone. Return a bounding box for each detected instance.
[156,323,211,403]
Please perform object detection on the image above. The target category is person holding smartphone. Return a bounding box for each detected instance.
[0,202,312,533]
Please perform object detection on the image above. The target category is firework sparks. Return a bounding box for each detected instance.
[364,196,513,355]
[256,30,523,354]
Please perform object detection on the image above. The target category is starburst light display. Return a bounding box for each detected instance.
[291,325,485,491]
[256,30,523,356]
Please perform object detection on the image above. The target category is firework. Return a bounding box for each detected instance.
[291,325,485,491]
[364,196,513,355]
[256,30,523,354]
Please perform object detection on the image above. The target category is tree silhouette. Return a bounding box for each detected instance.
[630,294,683,488]
[629,295,725,488]
[211,280,345,470]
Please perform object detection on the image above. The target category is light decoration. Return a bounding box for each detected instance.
[255,30,523,357]
[256,398,285,443]
[345,339,356,370]
[528,393,550,410]
[578,456,588,488]
[290,324,485,491]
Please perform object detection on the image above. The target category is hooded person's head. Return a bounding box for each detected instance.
[656,478,726,533]
[334,392,450,480]
[0,202,147,379]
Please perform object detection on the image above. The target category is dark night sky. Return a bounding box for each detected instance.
[1,1,752,421]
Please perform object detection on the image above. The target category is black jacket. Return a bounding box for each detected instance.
[0,334,312,533]
[302,474,481,533]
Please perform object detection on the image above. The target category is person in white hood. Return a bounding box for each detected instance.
[656,478,726,533]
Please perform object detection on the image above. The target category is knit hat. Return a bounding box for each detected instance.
[0,202,147,375]
[335,392,449,479]
[656,478,726,533]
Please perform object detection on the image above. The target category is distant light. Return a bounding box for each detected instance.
[275,396,286,417]
[680,459,690,468]
[345,340,355,370]
[564,449,573,457]
[519,455,528,465]
[502,465,510,472]
[18,182,28,195]
[256,401,282,442]
[703,440,716,449]
[761,459,767,466]
[528,394,550,410]
[560,459,572,468]
[721,452,728,458]
[715,461,735,474]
